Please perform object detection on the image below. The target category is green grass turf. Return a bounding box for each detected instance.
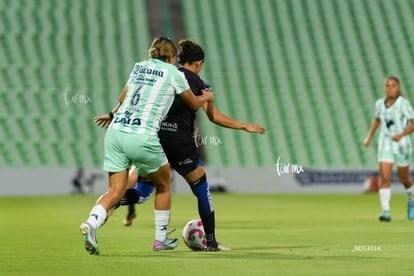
[0,193,413,275]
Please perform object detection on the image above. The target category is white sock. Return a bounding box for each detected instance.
[154,209,170,242]
[406,186,414,202]
[379,188,391,212]
[86,204,107,229]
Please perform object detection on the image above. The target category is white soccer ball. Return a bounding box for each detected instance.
[182,219,207,251]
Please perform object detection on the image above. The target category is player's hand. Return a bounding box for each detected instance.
[245,124,266,135]
[364,138,371,147]
[202,90,215,103]
[94,113,113,128]
[392,134,403,142]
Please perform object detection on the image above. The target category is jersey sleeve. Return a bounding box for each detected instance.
[172,70,190,95]
[402,98,414,120]
[202,80,213,91]
[187,74,205,96]
[374,100,381,118]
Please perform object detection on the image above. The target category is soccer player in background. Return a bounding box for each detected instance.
[81,37,214,254]
[364,76,414,222]
[121,39,265,251]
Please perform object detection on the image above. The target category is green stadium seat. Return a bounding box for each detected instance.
[1,0,412,168]
[51,141,66,166]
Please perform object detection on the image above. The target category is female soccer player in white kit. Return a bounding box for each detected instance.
[80,37,214,254]
[364,76,414,222]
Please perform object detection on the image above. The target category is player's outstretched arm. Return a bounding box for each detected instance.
[202,101,265,135]
[180,89,214,110]
[94,85,128,128]
[392,119,414,142]
[364,118,380,147]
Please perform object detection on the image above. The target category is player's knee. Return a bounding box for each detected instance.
[189,174,208,196]
[188,174,207,189]
[155,186,166,193]
[153,180,170,193]
[151,165,171,193]
[398,174,411,184]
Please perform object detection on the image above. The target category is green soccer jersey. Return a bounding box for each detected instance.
[375,96,414,154]
[111,59,190,135]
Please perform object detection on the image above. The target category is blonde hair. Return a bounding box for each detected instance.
[148,37,177,60]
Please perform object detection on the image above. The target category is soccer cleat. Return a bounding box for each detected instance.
[205,242,232,252]
[408,201,414,220]
[379,210,392,222]
[123,212,137,226]
[153,229,179,251]
[80,222,100,255]
[153,238,179,251]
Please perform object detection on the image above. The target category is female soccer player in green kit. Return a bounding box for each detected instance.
[364,76,414,222]
[80,37,214,254]
[119,40,265,251]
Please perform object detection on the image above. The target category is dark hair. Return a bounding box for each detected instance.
[178,39,205,65]
[385,76,403,96]
[149,37,177,60]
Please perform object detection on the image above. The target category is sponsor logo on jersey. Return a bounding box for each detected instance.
[133,65,165,77]
[114,117,141,126]
[160,121,178,132]
[385,119,394,129]
[178,158,193,166]
[130,65,166,85]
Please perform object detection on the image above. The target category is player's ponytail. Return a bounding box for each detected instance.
[386,76,403,97]
[178,39,205,65]
[148,37,177,61]
[149,47,160,58]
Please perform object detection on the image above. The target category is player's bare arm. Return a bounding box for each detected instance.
[94,85,128,128]
[202,100,265,135]
[392,119,414,142]
[180,88,214,110]
[364,117,380,147]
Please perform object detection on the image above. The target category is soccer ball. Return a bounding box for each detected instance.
[182,219,207,251]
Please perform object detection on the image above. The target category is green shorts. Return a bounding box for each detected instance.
[103,127,168,176]
[377,150,411,167]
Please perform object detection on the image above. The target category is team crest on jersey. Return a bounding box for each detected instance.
[393,102,400,114]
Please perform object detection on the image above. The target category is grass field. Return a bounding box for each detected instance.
[0,193,413,275]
